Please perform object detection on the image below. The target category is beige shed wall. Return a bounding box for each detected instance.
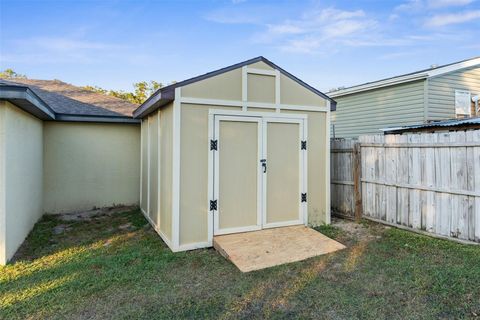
[331,80,426,138]
[179,103,242,246]
[141,119,148,213]
[0,103,4,264]
[141,104,174,242]
[280,74,327,107]
[43,122,140,213]
[181,68,242,100]
[282,110,329,225]
[159,104,174,240]
[428,65,480,120]
[247,74,275,103]
[0,101,44,265]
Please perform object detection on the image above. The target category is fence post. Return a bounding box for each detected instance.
[353,142,363,221]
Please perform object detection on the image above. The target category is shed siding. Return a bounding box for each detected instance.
[148,112,159,225]
[0,103,6,264]
[179,103,242,246]
[159,103,173,240]
[141,103,174,242]
[427,65,480,120]
[0,101,44,265]
[141,119,148,213]
[44,122,140,213]
[331,80,426,138]
[281,110,329,225]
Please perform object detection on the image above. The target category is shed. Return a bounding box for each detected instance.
[133,56,336,252]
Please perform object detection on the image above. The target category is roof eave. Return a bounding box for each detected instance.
[328,73,428,98]
[55,114,140,124]
[0,85,56,120]
[133,88,174,119]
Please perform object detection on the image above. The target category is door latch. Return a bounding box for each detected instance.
[260,159,267,173]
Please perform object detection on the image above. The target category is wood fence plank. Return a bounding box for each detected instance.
[422,133,436,233]
[474,130,480,242]
[435,132,452,236]
[409,134,422,229]
[385,134,397,224]
[397,134,409,226]
[466,131,476,241]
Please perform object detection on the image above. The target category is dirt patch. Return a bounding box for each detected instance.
[54,205,138,222]
[331,217,388,243]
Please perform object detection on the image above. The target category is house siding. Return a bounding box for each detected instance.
[331,80,426,138]
[427,65,480,120]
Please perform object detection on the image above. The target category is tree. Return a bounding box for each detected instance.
[83,80,164,104]
[0,68,26,79]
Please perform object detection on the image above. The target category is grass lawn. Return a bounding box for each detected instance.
[1,208,479,319]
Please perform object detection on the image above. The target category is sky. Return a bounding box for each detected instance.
[1,0,479,93]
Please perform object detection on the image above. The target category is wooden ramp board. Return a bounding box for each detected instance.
[213,225,346,272]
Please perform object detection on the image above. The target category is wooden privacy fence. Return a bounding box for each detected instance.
[331,131,480,244]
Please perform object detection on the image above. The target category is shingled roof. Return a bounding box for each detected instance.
[0,78,138,118]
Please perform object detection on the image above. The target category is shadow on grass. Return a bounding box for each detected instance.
[1,212,479,319]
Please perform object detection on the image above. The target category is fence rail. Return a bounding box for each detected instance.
[331,131,480,244]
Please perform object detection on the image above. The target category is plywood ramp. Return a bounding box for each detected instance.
[213,226,346,272]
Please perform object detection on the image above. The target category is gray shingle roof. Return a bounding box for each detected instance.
[0,78,137,117]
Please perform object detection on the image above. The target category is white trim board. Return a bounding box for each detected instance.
[180,97,328,112]
[208,108,308,119]
[171,87,181,250]
[246,67,277,76]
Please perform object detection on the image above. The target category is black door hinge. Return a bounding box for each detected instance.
[210,200,217,211]
[301,193,307,202]
[301,140,307,150]
[210,139,218,151]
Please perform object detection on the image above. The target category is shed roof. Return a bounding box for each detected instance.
[382,117,480,134]
[133,56,336,118]
[328,56,480,98]
[0,78,139,123]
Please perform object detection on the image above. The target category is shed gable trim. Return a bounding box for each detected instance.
[133,56,335,118]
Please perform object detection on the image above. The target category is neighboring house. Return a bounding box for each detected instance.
[134,56,335,252]
[0,78,140,265]
[328,57,480,138]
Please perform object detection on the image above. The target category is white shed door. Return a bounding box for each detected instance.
[212,114,306,236]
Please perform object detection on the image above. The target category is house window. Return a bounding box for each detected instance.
[455,90,471,116]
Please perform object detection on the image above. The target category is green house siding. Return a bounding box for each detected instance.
[331,80,426,138]
[427,66,480,121]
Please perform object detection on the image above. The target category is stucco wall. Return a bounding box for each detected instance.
[43,122,140,213]
[0,101,44,265]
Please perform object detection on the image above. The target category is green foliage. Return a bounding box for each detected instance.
[0,68,26,79]
[83,80,164,104]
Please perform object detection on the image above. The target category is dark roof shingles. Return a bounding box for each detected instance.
[0,78,137,117]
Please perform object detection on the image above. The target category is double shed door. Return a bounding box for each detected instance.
[212,114,307,236]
